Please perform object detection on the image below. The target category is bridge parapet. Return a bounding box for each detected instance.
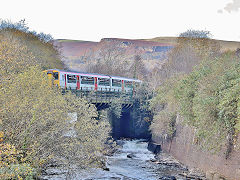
[62,89,134,105]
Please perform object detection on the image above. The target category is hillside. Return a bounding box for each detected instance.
[146,36,240,51]
[55,38,173,59]
[54,38,173,72]
[54,37,240,72]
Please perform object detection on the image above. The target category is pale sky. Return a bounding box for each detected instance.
[1,0,240,42]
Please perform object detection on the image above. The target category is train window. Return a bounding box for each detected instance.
[81,76,94,85]
[125,81,133,88]
[98,78,110,86]
[53,72,59,80]
[112,79,122,87]
[67,75,76,83]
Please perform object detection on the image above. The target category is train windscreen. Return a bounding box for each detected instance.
[53,72,59,80]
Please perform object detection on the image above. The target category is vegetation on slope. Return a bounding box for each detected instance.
[150,30,240,157]
[0,20,110,179]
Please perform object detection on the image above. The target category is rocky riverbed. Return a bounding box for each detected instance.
[41,139,206,180]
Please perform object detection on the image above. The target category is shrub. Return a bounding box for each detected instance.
[0,21,110,174]
[0,132,36,180]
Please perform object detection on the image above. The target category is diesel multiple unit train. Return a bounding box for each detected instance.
[44,69,141,93]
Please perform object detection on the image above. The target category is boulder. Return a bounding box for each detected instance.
[127,153,136,158]
[160,175,177,180]
[147,141,161,154]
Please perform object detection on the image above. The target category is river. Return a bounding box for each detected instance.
[42,139,192,180]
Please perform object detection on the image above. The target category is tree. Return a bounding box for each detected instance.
[179,29,211,39]
[149,29,221,146]
[0,21,110,176]
[155,29,220,84]
[86,40,131,77]
[0,67,110,169]
[130,54,147,79]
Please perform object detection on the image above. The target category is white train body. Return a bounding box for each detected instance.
[45,69,141,93]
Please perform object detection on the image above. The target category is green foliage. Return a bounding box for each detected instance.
[62,93,111,168]
[0,28,63,76]
[153,52,240,154]
[150,110,176,139]
[150,78,179,139]
[179,29,212,39]
[151,30,240,155]
[0,163,36,180]
[175,53,240,151]
[109,98,123,119]
[0,24,110,177]
[0,67,110,169]
[0,132,36,180]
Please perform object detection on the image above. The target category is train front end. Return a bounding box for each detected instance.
[43,69,60,87]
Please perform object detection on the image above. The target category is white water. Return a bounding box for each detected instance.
[42,139,185,180]
[76,139,158,180]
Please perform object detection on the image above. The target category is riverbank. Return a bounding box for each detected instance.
[150,115,240,180]
[40,139,208,180]
[153,152,206,179]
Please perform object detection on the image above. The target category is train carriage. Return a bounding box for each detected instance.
[44,69,141,93]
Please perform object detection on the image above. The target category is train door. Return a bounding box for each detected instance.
[77,75,80,90]
[122,80,124,92]
[94,77,98,91]
[64,74,67,89]
[46,71,53,86]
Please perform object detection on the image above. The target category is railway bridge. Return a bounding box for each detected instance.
[63,89,135,110]
[62,89,149,139]
[62,88,151,140]
[45,68,149,139]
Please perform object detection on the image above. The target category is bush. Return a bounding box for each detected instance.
[0,67,110,169]
[0,21,110,175]
[150,30,239,155]
[0,132,36,180]
[153,52,240,154]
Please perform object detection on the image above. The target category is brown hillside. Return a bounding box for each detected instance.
[145,37,240,52]
[54,37,240,72]
[55,37,240,60]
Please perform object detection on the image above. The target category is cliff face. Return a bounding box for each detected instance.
[151,115,240,180]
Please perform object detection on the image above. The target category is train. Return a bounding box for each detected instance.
[44,69,141,93]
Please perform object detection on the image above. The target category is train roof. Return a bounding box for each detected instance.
[110,75,141,82]
[46,69,142,82]
[47,69,110,78]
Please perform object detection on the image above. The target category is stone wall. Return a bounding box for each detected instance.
[151,116,240,180]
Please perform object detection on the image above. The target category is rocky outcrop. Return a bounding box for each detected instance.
[147,141,161,154]
[151,115,240,180]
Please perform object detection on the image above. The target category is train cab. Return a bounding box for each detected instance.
[43,69,60,87]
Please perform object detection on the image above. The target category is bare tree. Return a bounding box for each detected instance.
[86,40,130,76]
[130,54,147,79]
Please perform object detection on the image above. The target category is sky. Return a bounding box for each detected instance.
[1,0,240,42]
